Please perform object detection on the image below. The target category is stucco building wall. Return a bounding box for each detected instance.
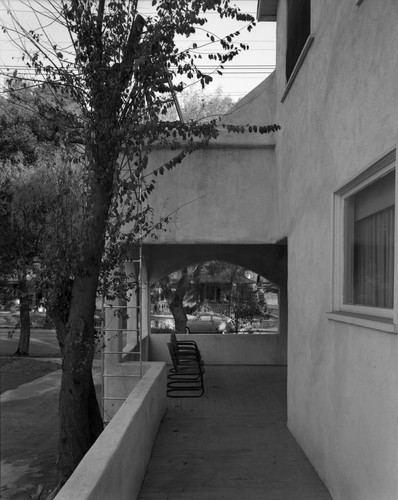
[145,145,278,244]
[122,2,398,498]
[142,71,280,246]
[272,1,398,499]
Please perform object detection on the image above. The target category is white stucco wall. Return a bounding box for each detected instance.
[149,333,283,365]
[144,146,277,244]
[137,72,282,246]
[55,363,167,500]
[273,1,398,499]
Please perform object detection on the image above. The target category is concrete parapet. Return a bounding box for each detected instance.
[150,333,286,365]
[55,362,167,500]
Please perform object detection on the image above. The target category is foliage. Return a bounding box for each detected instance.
[0,90,83,353]
[232,293,268,332]
[151,326,175,334]
[0,89,83,327]
[165,86,236,122]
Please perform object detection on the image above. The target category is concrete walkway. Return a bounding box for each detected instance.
[138,365,332,500]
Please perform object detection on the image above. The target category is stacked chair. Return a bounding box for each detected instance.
[166,332,205,398]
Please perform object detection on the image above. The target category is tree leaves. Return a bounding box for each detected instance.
[221,123,281,134]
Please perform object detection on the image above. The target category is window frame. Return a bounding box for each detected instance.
[332,149,397,322]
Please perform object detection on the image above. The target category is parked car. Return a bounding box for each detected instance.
[186,312,232,334]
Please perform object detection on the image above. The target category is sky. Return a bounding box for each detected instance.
[0,0,276,100]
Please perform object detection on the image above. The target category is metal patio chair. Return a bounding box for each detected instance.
[166,341,205,398]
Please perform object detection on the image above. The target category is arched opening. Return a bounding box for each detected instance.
[150,261,280,336]
[144,243,288,366]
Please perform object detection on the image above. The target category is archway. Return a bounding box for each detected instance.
[144,243,287,365]
[151,260,279,333]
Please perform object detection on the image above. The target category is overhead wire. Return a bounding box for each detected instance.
[0,1,275,98]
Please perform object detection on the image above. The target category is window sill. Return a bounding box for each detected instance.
[281,35,315,103]
[327,311,397,334]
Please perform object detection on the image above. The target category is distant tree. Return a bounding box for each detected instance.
[0,88,82,355]
[0,93,51,355]
[167,86,235,122]
[232,290,268,333]
[0,178,34,354]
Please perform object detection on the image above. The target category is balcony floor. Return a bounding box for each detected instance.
[138,365,332,500]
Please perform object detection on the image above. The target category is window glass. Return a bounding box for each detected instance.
[344,170,395,309]
[199,315,212,321]
[286,0,311,80]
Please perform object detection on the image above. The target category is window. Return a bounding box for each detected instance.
[286,0,311,80]
[334,150,396,320]
[198,315,212,322]
[344,170,395,308]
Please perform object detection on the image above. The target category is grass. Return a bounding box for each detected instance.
[0,357,60,394]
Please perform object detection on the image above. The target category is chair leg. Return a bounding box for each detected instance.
[167,382,204,398]
[167,369,204,398]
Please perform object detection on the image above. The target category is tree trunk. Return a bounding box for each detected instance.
[15,277,30,356]
[161,269,189,333]
[192,264,203,309]
[57,278,105,485]
[169,297,187,333]
[58,310,103,485]
[169,268,189,333]
[44,310,53,329]
[55,13,145,482]
[57,155,113,486]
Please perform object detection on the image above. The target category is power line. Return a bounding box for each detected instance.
[0,63,275,73]
[0,0,274,96]
[0,38,276,44]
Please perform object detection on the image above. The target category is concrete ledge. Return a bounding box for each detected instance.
[55,362,167,500]
[149,333,284,365]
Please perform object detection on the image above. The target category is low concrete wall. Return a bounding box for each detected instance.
[55,362,167,500]
[103,361,151,420]
[149,333,285,365]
